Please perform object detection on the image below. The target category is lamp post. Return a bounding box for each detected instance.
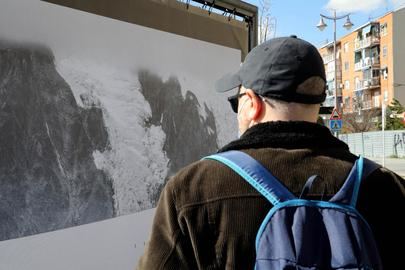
[317,10,353,112]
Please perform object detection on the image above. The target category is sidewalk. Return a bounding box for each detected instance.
[366,157,405,178]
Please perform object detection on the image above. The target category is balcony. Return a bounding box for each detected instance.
[354,77,380,91]
[323,97,335,107]
[326,66,342,82]
[326,81,343,94]
[323,96,343,108]
[359,98,381,110]
[354,57,380,71]
[354,36,380,51]
[322,54,335,64]
[326,73,342,83]
[362,100,372,109]
[352,100,376,111]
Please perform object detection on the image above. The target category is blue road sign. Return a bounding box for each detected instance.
[329,119,343,131]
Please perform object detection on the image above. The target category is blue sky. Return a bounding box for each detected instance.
[245,0,405,47]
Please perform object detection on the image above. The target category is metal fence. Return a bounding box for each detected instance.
[339,130,405,158]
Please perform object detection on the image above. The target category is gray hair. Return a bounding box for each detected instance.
[296,76,326,96]
[261,96,320,116]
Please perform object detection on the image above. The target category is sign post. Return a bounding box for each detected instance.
[329,108,342,136]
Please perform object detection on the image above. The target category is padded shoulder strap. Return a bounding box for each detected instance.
[203,150,296,205]
[329,156,381,207]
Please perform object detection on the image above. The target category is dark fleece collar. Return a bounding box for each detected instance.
[219,121,349,153]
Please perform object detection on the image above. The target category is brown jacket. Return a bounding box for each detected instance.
[138,121,405,270]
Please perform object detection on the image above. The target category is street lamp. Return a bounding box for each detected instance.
[317,10,353,112]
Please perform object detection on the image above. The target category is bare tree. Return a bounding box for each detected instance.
[341,97,380,133]
[342,109,380,133]
[258,0,276,44]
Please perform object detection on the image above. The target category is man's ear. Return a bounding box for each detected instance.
[245,89,262,120]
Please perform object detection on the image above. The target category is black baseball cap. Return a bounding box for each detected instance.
[215,36,326,104]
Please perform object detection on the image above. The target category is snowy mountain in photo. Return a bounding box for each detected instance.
[57,57,220,214]
[56,57,168,216]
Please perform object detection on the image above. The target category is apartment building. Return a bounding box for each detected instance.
[319,41,342,108]
[319,6,405,114]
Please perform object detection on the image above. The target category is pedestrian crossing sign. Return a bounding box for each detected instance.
[329,119,343,131]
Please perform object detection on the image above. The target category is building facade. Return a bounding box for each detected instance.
[319,41,342,108]
[318,7,405,114]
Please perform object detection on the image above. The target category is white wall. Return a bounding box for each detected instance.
[339,130,405,158]
[0,208,155,270]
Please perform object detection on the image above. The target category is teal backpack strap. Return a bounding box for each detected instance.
[204,150,296,205]
[329,156,381,207]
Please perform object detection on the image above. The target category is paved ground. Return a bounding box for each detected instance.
[367,157,405,178]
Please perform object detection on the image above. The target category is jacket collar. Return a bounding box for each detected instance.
[219,121,349,153]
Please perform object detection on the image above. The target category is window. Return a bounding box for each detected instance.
[383,45,388,57]
[381,23,388,36]
[363,69,371,81]
[364,94,371,102]
[384,90,388,102]
[373,24,380,36]
[345,80,350,90]
[344,61,349,71]
[374,94,380,107]
[371,47,379,59]
[344,97,351,110]
[383,67,388,79]
[355,77,361,90]
[354,51,362,63]
[344,42,349,53]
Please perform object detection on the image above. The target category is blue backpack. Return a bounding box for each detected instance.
[204,150,383,270]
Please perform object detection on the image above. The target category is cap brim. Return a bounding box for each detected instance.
[214,72,241,93]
